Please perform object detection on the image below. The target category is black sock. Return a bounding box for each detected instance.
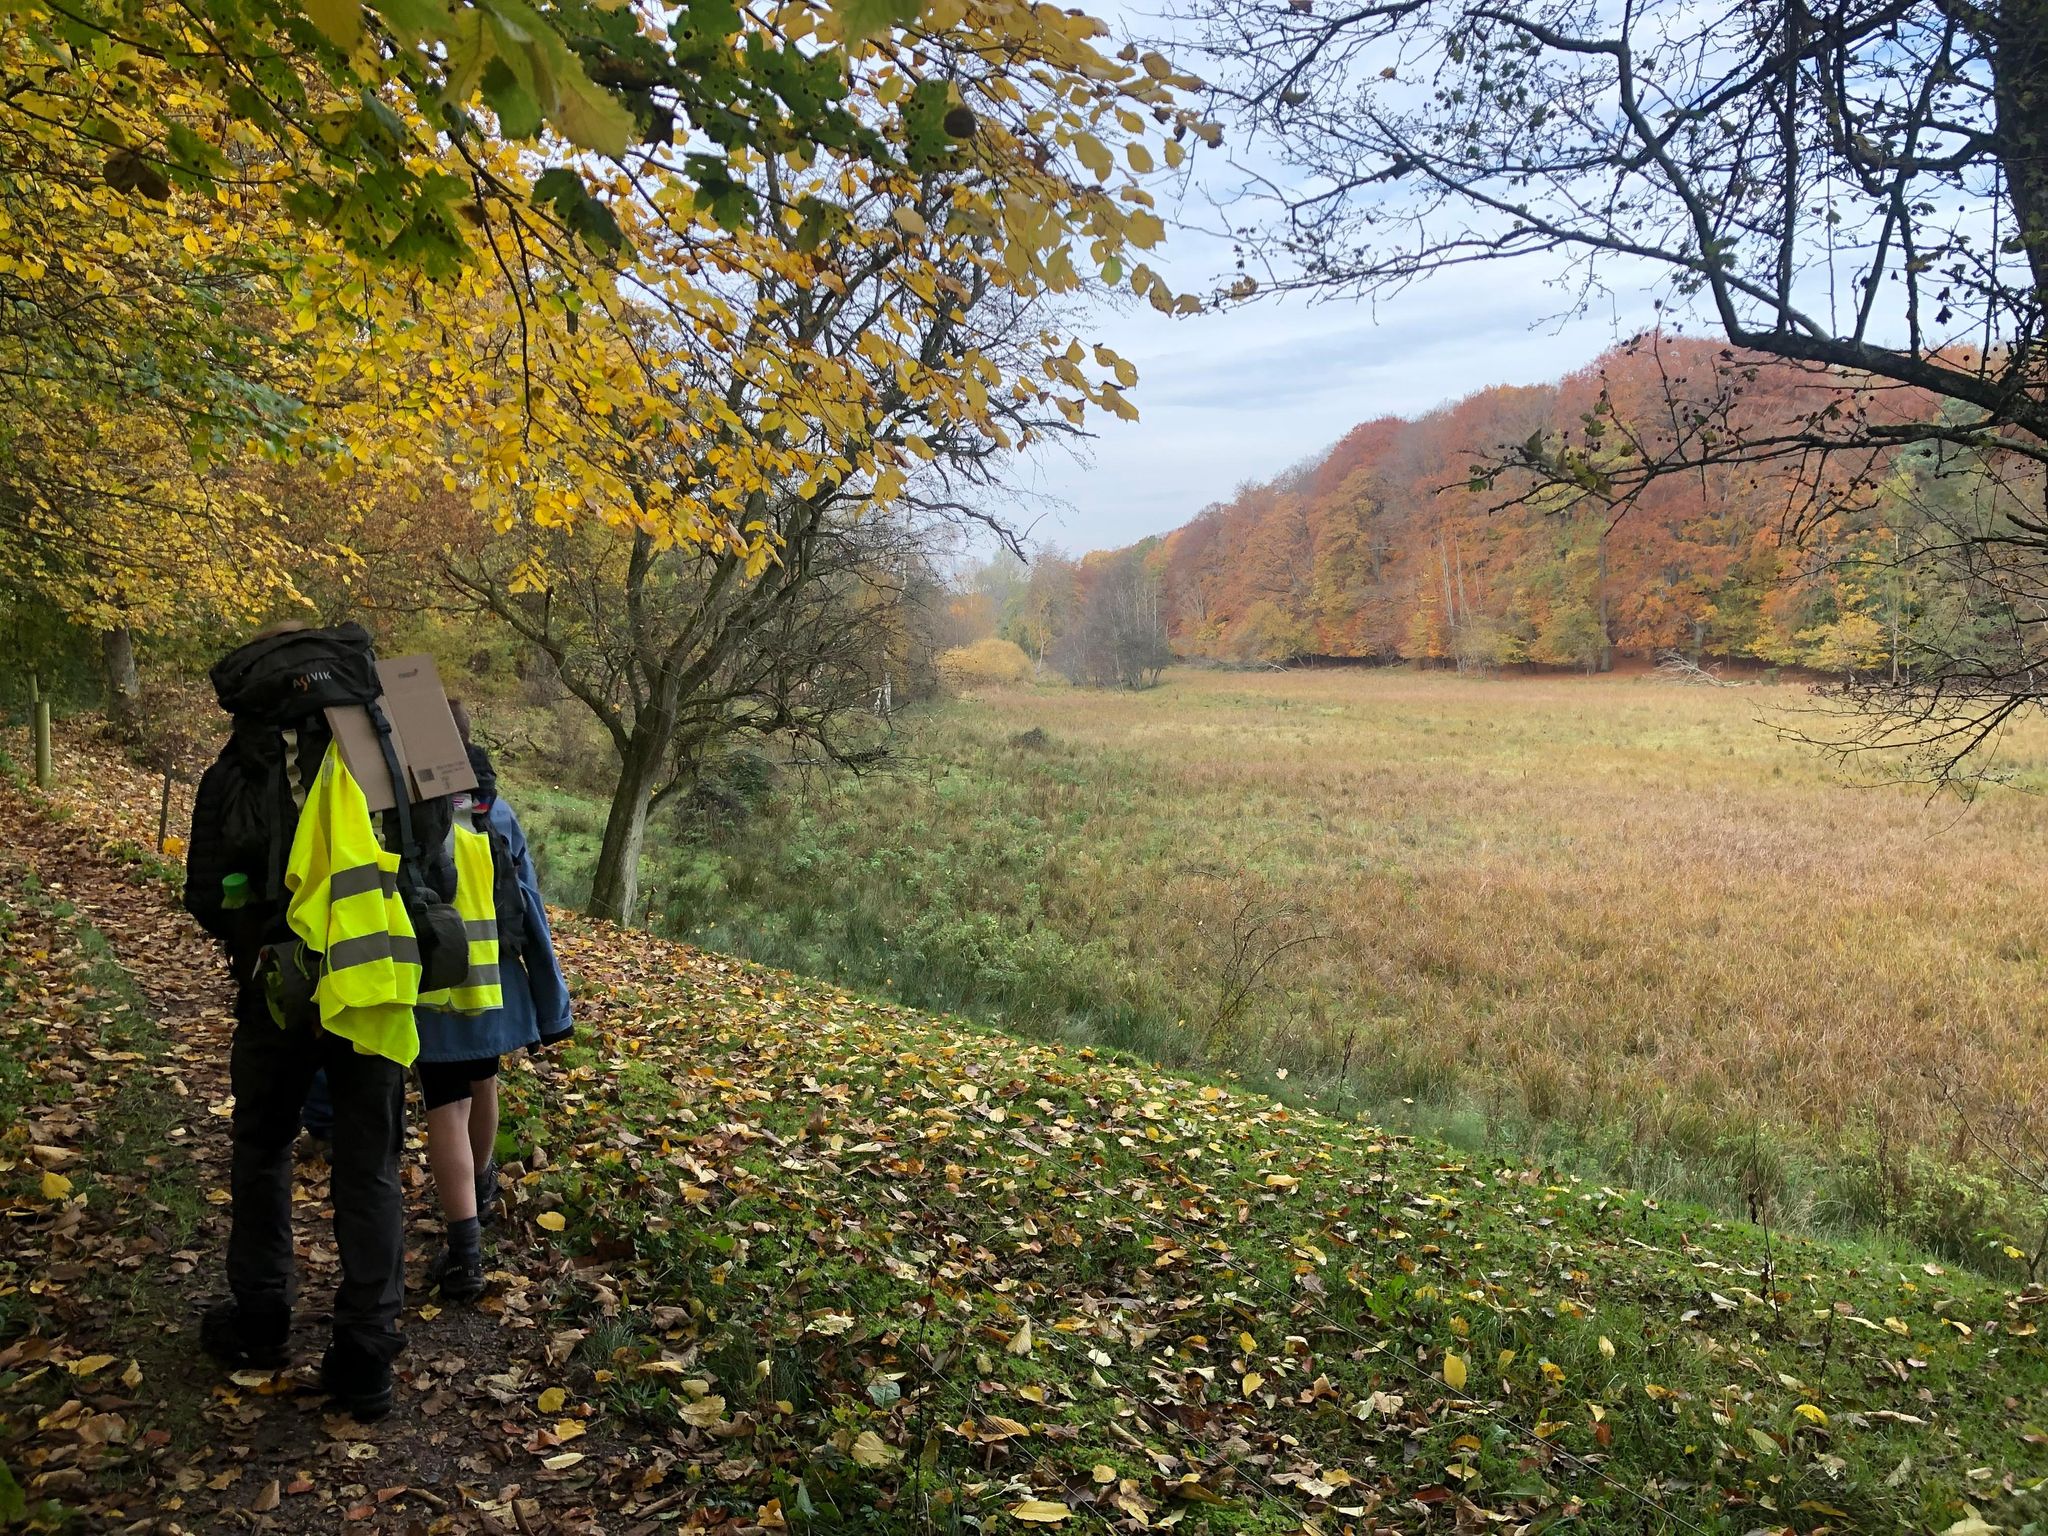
[448,1215,481,1260]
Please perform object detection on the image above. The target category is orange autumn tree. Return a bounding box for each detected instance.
[1137,337,1977,677]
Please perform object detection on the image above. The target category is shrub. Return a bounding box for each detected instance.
[938,638,1033,686]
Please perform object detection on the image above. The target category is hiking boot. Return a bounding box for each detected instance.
[475,1160,500,1226]
[200,1298,290,1371]
[319,1341,395,1423]
[426,1240,485,1303]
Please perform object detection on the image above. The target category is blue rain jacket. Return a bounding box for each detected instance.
[414,799,572,1063]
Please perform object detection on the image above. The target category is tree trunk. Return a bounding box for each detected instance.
[1992,0,2048,305]
[1595,536,1614,673]
[587,728,666,925]
[101,625,141,733]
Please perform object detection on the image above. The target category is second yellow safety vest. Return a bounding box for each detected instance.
[418,819,504,1016]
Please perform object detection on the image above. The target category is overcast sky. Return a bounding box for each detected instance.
[1004,6,1669,556]
[1011,212,1671,555]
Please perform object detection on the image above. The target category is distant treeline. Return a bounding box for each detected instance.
[964,336,2034,680]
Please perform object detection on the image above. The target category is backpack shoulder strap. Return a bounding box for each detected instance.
[366,700,417,864]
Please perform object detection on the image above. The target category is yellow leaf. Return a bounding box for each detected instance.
[67,1354,116,1377]
[680,1394,728,1427]
[1598,1336,1615,1358]
[303,0,363,47]
[852,1430,900,1467]
[554,1419,586,1441]
[539,1387,567,1413]
[892,206,928,236]
[1442,1354,1467,1391]
[1241,1372,1263,1398]
[41,1171,72,1200]
[542,1451,584,1471]
[549,62,636,159]
[1792,1403,1828,1427]
[1007,1318,1034,1356]
[537,1211,566,1231]
[1011,1500,1071,1524]
[1072,134,1112,182]
[1093,1464,1116,1484]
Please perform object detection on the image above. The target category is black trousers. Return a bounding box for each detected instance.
[226,983,406,1363]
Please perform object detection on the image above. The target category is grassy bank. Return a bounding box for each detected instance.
[515,668,2048,1274]
[520,912,2048,1534]
[7,722,2047,1533]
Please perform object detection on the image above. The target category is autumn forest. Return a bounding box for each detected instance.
[1005,336,2021,682]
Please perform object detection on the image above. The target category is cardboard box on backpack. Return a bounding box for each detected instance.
[323,654,477,812]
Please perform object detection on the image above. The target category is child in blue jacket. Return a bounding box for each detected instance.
[417,716,572,1299]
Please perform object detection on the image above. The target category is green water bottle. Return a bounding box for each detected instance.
[221,872,250,911]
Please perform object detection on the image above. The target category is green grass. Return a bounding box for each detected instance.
[0,852,209,1520]
[514,669,2048,1276]
[6,733,2046,1532]
[510,918,2048,1535]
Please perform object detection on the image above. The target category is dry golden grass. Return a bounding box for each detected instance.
[949,667,2048,1181]
[936,636,1035,686]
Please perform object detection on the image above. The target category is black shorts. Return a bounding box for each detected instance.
[417,1056,500,1111]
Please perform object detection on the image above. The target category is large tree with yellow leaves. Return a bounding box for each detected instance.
[3,0,1202,900]
[332,6,1194,918]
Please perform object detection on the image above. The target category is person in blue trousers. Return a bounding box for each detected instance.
[301,1070,334,1145]
[417,709,572,1300]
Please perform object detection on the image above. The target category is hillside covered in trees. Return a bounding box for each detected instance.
[1059,335,2015,674]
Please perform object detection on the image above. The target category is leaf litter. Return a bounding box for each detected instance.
[1,741,2044,1534]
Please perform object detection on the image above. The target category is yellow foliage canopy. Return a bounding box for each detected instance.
[0,0,1211,639]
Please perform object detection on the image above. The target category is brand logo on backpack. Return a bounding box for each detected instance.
[292,667,336,692]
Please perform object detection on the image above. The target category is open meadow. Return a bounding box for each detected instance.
[523,666,2048,1270]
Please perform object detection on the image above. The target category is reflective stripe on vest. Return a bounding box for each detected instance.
[284,746,421,1067]
[418,822,503,1016]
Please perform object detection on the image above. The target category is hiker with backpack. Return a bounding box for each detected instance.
[184,622,469,1422]
[414,702,572,1301]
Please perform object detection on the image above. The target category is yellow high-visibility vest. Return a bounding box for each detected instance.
[418,820,503,1016]
[285,745,421,1066]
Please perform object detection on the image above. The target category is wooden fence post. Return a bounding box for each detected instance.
[33,699,52,790]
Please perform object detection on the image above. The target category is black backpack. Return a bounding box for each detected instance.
[204,624,465,992]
